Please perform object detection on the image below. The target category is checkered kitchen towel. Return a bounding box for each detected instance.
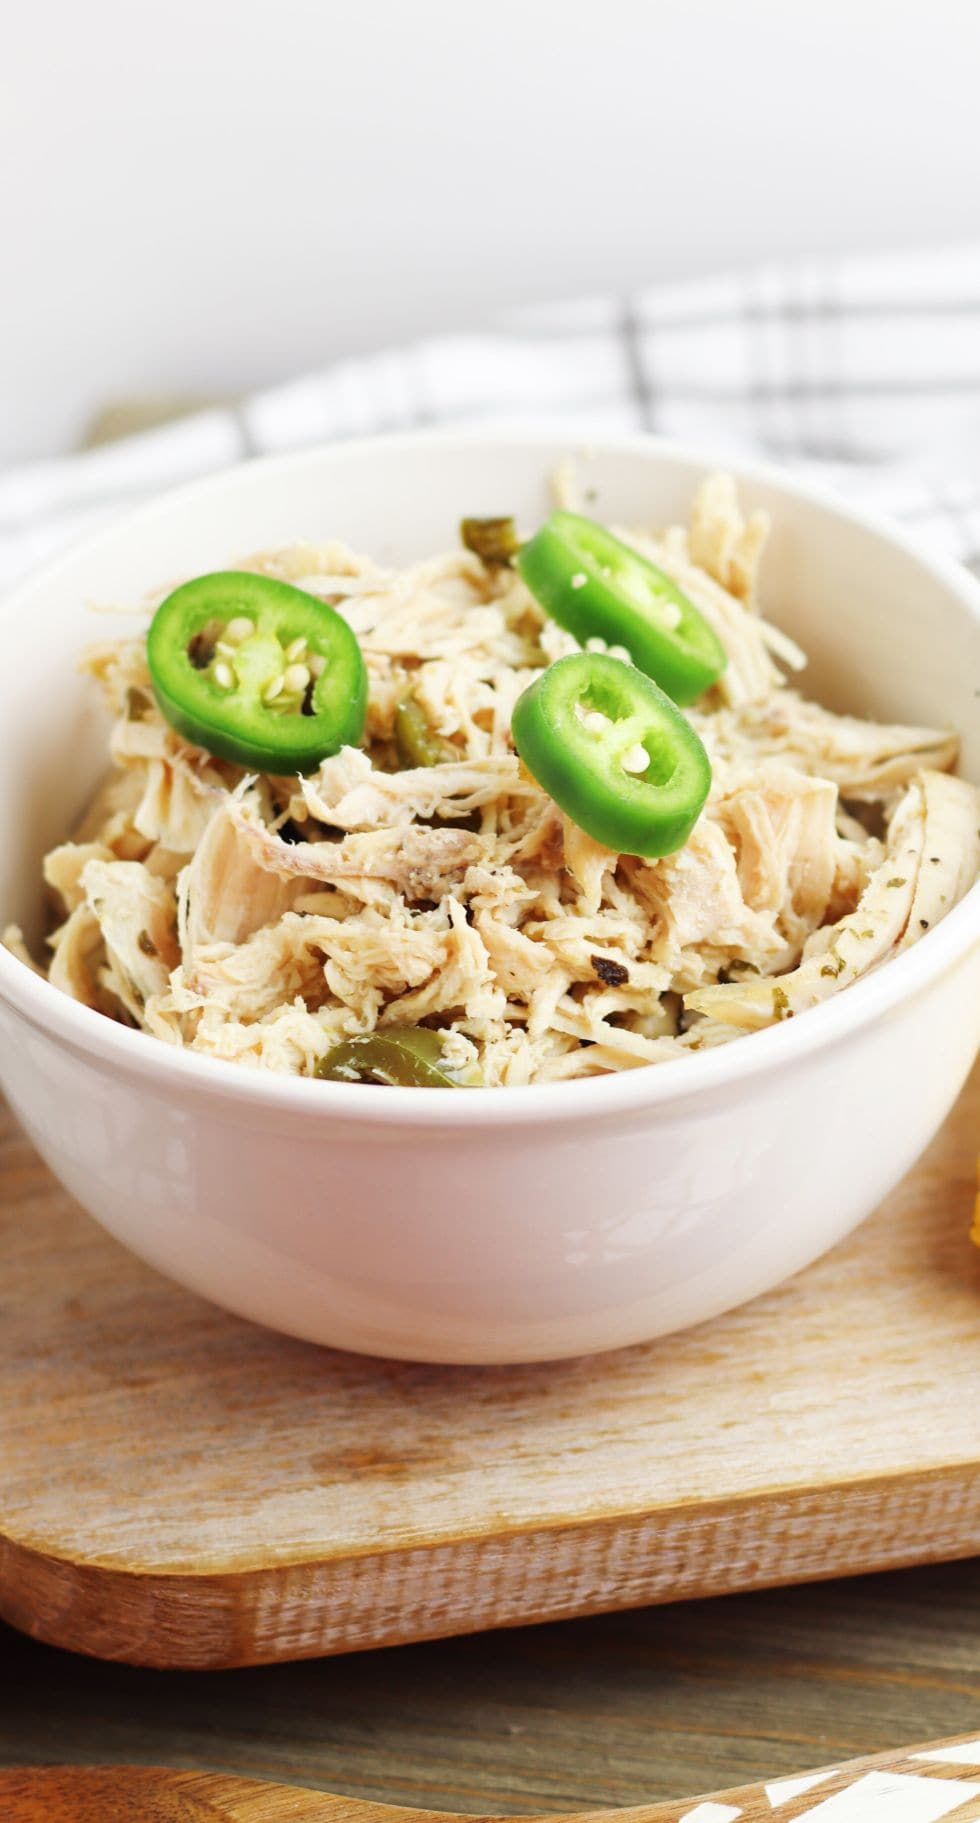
[4,244,980,590]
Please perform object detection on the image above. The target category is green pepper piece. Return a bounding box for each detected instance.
[511,652,711,858]
[461,515,520,567]
[394,694,456,768]
[147,572,368,773]
[315,1027,482,1087]
[517,512,727,706]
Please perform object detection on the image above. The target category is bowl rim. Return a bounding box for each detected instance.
[1,425,979,1129]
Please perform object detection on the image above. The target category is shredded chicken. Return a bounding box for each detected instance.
[296,748,537,832]
[686,781,931,1029]
[7,472,977,1085]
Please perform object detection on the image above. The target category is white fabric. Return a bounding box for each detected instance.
[5,245,980,590]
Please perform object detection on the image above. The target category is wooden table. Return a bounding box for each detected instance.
[2,1557,979,1805]
[1,400,977,1807]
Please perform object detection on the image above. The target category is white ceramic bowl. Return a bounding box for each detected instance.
[1,433,979,1364]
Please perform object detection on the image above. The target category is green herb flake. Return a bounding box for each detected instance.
[460,515,520,568]
[125,686,152,722]
[885,877,907,888]
[394,694,455,769]
[772,985,792,1020]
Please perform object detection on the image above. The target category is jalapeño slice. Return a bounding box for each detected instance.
[147,571,367,772]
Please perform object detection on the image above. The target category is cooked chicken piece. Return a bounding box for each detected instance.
[460,862,540,924]
[828,833,886,919]
[899,770,980,948]
[474,912,558,999]
[499,796,565,873]
[229,802,485,903]
[143,845,197,882]
[47,904,108,1010]
[80,858,180,1022]
[547,993,682,1066]
[593,989,680,1039]
[361,658,410,747]
[539,617,581,665]
[185,919,334,1023]
[339,580,512,664]
[411,659,499,759]
[527,965,575,1041]
[688,472,771,605]
[533,927,665,996]
[140,989,189,1045]
[109,715,173,767]
[686,780,928,1029]
[560,815,619,916]
[377,899,505,1028]
[298,748,536,832]
[242,537,388,589]
[550,457,582,512]
[712,763,841,947]
[71,766,150,859]
[313,912,451,1012]
[189,999,358,1074]
[179,803,304,955]
[79,636,152,711]
[698,692,959,800]
[439,1027,482,1075]
[44,842,116,915]
[525,904,645,957]
[676,1018,752,1053]
[628,817,781,965]
[133,758,220,852]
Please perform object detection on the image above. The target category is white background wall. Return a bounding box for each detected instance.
[3,0,979,463]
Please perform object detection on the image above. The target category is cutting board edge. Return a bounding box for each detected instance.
[3,1457,980,1669]
[6,1738,980,1823]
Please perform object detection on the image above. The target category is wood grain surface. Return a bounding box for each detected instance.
[5,1558,980,1811]
[6,1734,980,1822]
[1,1067,979,1669]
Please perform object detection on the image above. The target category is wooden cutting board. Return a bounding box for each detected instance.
[7,1734,980,1822]
[1,1067,979,1672]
